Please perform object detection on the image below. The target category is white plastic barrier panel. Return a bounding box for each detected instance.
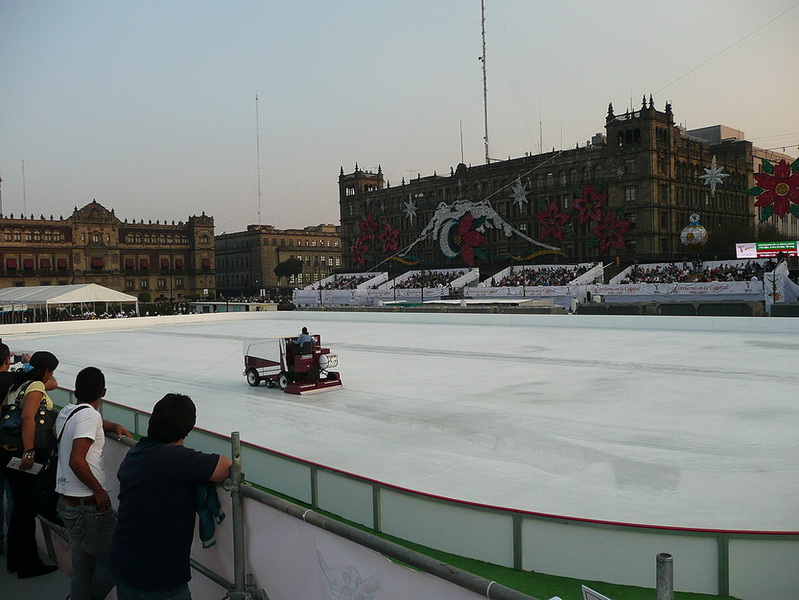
[242,497,487,600]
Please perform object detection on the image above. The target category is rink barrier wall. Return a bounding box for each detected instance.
[3,308,799,341]
[44,386,798,600]
[282,308,799,334]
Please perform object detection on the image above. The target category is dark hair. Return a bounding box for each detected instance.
[75,367,105,404]
[302,327,308,334]
[10,350,58,393]
[147,393,196,443]
[0,343,9,364]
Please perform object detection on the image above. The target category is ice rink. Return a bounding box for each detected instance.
[9,312,799,532]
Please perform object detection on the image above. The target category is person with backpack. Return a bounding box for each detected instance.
[56,366,131,600]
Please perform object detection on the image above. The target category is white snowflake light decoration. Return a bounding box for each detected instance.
[509,177,530,209]
[699,155,730,198]
[402,196,418,223]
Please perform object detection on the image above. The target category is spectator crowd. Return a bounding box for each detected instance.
[317,274,374,290]
[621,260,777,284]
[490,264,592,287]
[393,270,467,289]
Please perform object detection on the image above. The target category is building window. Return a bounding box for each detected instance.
[176,277,184,289]
[624,186,636,203]
[14,231,21,242]
[140,279,149,289]
[125,280,134,290]
[625,158,635,174]
[157,279,167,290]
[661,211,668,229]
[200,235,209,244]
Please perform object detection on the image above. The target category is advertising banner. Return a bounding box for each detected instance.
[736,241,798,258]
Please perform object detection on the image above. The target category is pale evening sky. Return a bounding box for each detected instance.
[1,1,798,234]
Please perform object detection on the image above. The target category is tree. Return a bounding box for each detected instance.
[138,292,151,303]
[274,257,303,286]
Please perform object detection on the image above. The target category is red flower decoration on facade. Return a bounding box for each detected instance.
[751,159,799,219]
[359,213,379,243]
[456,212,486,266]
[349,237,369,266]
[379,224,399,253]
[594,211,631,253]
[572,185,607,224]
[536,200,571,240]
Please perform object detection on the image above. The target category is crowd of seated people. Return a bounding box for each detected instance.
[620,263,691,284]
[218,293,293,304]
[621,260,777,284]
[696,260,776,282]
[318,274,374,290]
[393,270,467,289]
[491,264,592,287]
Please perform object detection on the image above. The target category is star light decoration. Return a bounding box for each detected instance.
[699,155,730,198]
[402,196,418,223]
[509,177,530,209]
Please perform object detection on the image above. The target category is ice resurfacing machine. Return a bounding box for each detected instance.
[243,334,342,395]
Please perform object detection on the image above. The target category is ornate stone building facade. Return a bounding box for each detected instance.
[0,200,216,299]
[339,99,757,273]
[215,223,341,296]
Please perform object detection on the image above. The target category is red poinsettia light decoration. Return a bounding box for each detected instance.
[359,213,379,243]
[746,159,799,220]
[456,212,486,266]
[379,224,400,253]
[536,200,571,240]
[594,210,632,253]
[572,185,607,224]
[349,237,370,266]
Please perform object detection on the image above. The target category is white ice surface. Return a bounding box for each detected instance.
[11,313,799,531]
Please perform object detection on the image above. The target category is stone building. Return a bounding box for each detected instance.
[338,99,757,273]
[0,200,216,299]
[215,223,341,296]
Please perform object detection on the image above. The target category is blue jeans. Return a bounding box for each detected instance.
[57,497,117,600]
[116,581,191,600]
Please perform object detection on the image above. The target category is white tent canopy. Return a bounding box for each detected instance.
[0,283,137,306]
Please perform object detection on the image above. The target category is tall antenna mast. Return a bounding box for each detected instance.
[21,159,27,215]
[459,120,465,164]
[538,97,543,155]
[255,93,263,225]
[480,0,490,164]
[0,169,3,216]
